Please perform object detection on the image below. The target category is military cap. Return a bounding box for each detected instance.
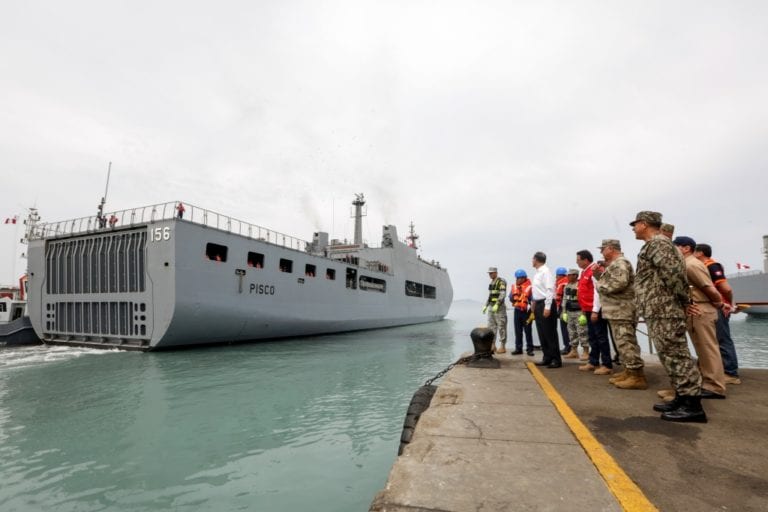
[597,239,621,250]
[672,236,696,250]
[567,268,579,276]
[487,266,498,273]
[629,211,662,226]
[660,223,675,234]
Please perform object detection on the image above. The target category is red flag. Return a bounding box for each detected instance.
[4,216,17,224]
[737,262,751,270]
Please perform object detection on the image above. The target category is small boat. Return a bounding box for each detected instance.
[0,275,40,346]
[26,194,453,350]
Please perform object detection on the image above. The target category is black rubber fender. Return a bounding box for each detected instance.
[398,385,437,455]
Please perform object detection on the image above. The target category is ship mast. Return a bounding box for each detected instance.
[351,193,366,247]
[406,221,419,250]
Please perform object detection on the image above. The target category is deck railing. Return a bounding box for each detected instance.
[28,201,309,252]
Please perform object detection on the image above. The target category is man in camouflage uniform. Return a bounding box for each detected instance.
[483,267,508,353]
[631,211,707,423]
[660,223,675,239]
[594,239,647,390]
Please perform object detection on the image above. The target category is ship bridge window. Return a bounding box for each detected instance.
[0,302,6,312]
[405,280,423,297]
[346,268,357,289]
[205,243,228,262]
[247,252,264,268]
[424,285,436,299]
[279,258,293,273]
[326,268,336,280]
[360,276,386,293]
[305,264,316,277]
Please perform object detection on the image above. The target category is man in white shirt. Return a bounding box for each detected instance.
[531,251,561,368]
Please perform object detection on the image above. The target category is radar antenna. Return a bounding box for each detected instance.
[406,221,419,250]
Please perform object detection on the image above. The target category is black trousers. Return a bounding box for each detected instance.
[533,300,560,364]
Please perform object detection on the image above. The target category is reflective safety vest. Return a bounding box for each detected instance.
[487,277,507,306]
[509,279,532,310]
[555,276,568,309]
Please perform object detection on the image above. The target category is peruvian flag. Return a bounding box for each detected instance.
[3,215,18,224]
[736,262,751,270]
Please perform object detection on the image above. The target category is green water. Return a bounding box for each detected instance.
[1,302,766,511]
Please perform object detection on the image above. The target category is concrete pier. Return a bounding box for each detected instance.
[371,355,768,512]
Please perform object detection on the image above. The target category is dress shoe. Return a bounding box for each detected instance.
[526,350,535,356]
[534,360,552,366]
[546,362,562,368]
[700,389,726,399]
[511,349,523,355]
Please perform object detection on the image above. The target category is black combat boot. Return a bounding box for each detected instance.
[652,393,681,412]
[661,395,708,423]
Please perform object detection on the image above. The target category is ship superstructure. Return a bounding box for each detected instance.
[26,195,453,350]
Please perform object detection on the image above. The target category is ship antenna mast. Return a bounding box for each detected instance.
[351,193,366,247]
[96,162,112,222]
[407,221,419,250]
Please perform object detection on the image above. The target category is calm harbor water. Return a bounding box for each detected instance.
[1,301,767,512]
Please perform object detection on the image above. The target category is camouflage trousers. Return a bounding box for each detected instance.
[565,310,588,348]
[607,320,643,370]
[646,316,702,396]
[487,309,508,346]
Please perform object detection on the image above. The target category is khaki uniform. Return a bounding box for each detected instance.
[636,235,702,396]
[596,255,643,370]
[684,254,726,395]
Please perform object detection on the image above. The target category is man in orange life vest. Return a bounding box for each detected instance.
[509,269,534,356]
[694,243,741,384]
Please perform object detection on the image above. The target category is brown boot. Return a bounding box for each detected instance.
[496,344,507,354]
[657,388,675,401]
[564,348,579,359]
[608,369,628,384]
[614,369,649,390]
[579,363,596,372]
[594,366,613,375]
[579,349,590,361]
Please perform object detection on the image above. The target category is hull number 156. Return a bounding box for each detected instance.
[151,227,171,242]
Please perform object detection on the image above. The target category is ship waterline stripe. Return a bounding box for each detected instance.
[527,362,658,512]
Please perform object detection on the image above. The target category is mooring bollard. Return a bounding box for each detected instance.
[467,327,500,368]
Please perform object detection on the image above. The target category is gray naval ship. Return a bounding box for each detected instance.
[730,234,768,316]
[25,194,453,350]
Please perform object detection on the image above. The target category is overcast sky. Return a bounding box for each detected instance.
[2,1,767,300]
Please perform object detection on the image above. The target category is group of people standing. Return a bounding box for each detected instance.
[482,210,740,423]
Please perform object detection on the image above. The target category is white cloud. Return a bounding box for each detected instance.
[1,1,767,297]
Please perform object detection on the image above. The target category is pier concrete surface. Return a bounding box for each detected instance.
[370,355,768,512]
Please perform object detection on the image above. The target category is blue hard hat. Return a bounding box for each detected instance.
[556,266,567,276]
[514,269,527,278]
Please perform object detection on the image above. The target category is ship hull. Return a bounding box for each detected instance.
[730,272,768,316]
[27,218,452,350]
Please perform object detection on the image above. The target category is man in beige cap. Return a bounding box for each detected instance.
[594,239,647,389]
[631,211,706,422]
[660,223,675,239]
[483,267,508,353]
